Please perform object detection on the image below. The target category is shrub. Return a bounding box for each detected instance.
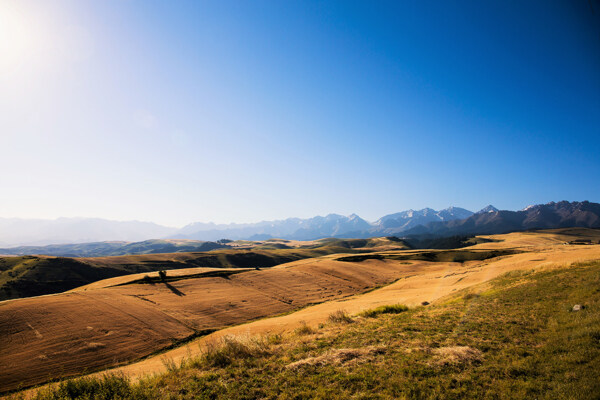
[161,357,178,372]
[294,322,316,335]
[266,333,283,345]
[200,336,271,368]
[32,373,142,400]
[463,293,480,301]
[360,304,409,318]
[328,310,353,324]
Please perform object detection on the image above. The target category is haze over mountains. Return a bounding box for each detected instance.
[1,201,599,249]
[0,218,176,247]
[0,206,477,247]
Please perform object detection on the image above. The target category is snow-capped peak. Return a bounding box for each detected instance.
[477,205,499,214]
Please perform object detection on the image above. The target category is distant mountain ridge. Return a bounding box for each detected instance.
[402,201,600,237]
[174,213,373,242]
[374,207,474,234]
[170,207,471,242]
[1,201,598,246]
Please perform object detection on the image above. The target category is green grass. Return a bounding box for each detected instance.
[12,261,600,400]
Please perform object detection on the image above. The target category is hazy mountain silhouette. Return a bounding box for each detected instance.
[0,218,177,247]
[173,213,373,241]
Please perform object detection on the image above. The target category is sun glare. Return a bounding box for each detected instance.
[0,1,41,75]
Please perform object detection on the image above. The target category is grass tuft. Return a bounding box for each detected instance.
[328,309,353,324]
[360,304,409,317]
[462,292,481,301]
[196,335,271,368]
[294,321,316,335]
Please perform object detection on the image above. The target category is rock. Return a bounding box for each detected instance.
[572,304,585,311]
[421,301,430,306]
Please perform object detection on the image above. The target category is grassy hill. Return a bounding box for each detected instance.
[0,256,126,301]
[15,260,599,400]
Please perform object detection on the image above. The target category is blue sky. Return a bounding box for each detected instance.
[1,0,598,226]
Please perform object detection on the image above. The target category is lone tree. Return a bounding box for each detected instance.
[158,270,167,281]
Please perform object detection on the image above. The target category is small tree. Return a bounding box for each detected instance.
[158,270,167,281]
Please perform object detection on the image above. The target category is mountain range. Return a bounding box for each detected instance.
[1,201,598,248]
[374,206,474,234]
[402,201,600,237]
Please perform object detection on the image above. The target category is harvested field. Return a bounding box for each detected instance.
[0,258,412,393]
[0,237,410,301]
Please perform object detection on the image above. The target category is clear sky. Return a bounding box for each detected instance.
[1,0,599,227]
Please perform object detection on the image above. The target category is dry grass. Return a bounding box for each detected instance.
[286,346,386,370]
[328,309,353,324]
[294,321,316,335]
[195,335,272,368]
[431,346,484,366]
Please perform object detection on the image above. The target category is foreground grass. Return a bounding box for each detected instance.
[15,261,600,399]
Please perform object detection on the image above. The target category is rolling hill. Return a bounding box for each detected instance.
[0,239,228,258]
[0,257,414,392]
[33,257,600,399]
[1,228,599,395]
[0,237,410,301]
